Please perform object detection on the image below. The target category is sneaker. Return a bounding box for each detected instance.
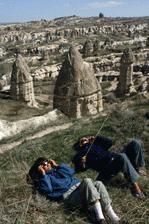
[98,220,107,224]
[138,169,147,177]
[88,209,107,224]
[105,205,120,224]
[135,191,145,199]
[112,220,120,224]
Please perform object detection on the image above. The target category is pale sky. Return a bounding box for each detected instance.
[0,0,149,23]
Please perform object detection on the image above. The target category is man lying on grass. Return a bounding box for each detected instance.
[72,136,146,199]
[28,157,120,224]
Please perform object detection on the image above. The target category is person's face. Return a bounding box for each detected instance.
[80,137,89,146]
[41,160,52,172]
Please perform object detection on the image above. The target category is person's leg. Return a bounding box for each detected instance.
[86,179,120,223]
[96,156,121,182]
[97,152,140,183]
[97,153,144,198]
[115,153,145,198]
[94,181,120,223]
[117,153,139,183]
[97,152,138,183]
[64,178,107,207]
[122,139,145,170]
[93,181,111,209]
[64,178,109,222]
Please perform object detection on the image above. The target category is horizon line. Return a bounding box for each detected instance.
[0,15,149,25]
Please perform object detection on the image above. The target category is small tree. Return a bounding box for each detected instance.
[99,12,104,18]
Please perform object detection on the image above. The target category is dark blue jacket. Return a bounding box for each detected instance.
[36,164,80,200]
[73,136,116,172]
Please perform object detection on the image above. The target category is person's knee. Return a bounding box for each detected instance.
[83,177,92,183]
[129,139,142,149]
[94,180,104,189]
[83,178,92,185]
[119,153,128,164]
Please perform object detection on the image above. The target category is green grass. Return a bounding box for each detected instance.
[0,61,13,77]
[0,103,149,224]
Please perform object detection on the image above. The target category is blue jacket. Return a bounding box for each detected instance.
[36,164,80,200]
[73,136,116,172]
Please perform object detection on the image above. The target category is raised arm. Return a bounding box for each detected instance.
[37,165,53,193]
[38,174,53,193]
[72,151,87,172]
[56,163,75,176]
[94,136,113,151]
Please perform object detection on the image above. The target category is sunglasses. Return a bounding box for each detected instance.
[41,161,49,166]
[82,138,88,142]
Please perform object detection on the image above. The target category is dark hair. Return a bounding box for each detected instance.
[28,157,48,181]
[73,141,80,151]
[73,134,95,151]
[73,135,113,151]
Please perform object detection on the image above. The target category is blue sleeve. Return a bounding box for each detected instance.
[56,163,75,176]
[38,174,53,193]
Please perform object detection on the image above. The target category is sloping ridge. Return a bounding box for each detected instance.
[0,109,73,153]
[0,122,72,154]
[0,109,62,141]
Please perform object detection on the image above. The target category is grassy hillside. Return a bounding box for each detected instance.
[0,99,149,224]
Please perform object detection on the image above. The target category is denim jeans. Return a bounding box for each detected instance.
[122,139,145,170]
[97,139,145,183]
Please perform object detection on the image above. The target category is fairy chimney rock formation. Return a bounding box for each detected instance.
[82,39,93,57]
[53,46,103,118]
[116,48,136,96]
[146,37,149,47]
[93,39,100,56]
[10,54,38,107]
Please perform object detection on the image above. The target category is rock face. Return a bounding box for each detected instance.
[0,110,65,142]
[82,39,93,57]
[116,48,136,96]
[53,46,103,118]
[10,54,38,107]
[135,75,149,92]
[93,39,100,56]
[103,37,114,49]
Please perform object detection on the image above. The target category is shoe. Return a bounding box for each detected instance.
[134,191,145,199]
[98,219,107,224]
[138,169,147,177]
[105,205,120,224]
[112,220,120,224]
[88,209,107,224]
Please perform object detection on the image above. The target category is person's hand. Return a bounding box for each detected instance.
[81,156,86,164]
[49,159,58,168]
[38,165,46,175]
[81,156,87,168]
[88,136,95,143]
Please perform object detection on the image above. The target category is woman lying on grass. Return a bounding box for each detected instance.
[27,157,120,224]
[72,136,146,199]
